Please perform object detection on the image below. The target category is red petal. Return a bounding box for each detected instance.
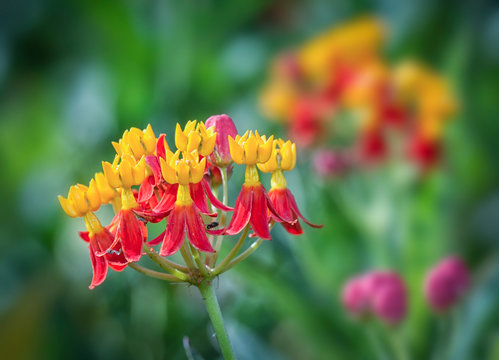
[156,134,168,159]
[185,205,215,253]
[118,209,144,262]
[264,187,290,223]
[269,189,295,223]
[105,241,128,266]
[249,185,271,240]
[226,185,253,235]
[159,206,186,256]
[153,183,178,214]
[281,219,304,235]
[108,263,127,272]
[138,175,155,204]
[79,231,90,243]
[145,155,162,184]
[89,245,108,290]
[202,179,234,212]
[286,189,323,228]
[92,228,117,256]
[190,182,217,216]
[147,230,166,246]
[133,209,168,223]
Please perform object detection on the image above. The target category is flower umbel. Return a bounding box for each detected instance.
[58,117,322,360]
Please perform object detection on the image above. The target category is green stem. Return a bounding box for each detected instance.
[180,242,196,270]
[213,225,250,275]
[129,263,180,282]
[190,244,210,276]
[386,328,410,360]
[365,323,388,360]
[216,238,263,275]
[144,246,189,281]
[198,280,236,360]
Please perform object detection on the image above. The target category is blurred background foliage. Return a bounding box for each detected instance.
[0,0,498,359]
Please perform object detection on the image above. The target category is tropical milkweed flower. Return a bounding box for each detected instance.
[424,256,470,312]
[102,153,148,262]
[150,150,220,256]
[58,117,324,360]
[225,131,284,239]
[59,118,320,291]
[258,139,323,234]
[58,179,129,289]
[342,270,407,325]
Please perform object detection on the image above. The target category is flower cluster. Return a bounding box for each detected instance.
[342,256,470,326]
[59,115,322,289]
[260,17,457,173]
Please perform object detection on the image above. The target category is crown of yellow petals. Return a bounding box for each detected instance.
[160,150,206,185]
[58,180,100,218]
[175,120,217,157]
[102,154,147,189]
[112,124,157,160]
[258,139,296,173]
[228,131,274,165]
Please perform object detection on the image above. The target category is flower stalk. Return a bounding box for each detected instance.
[198,280,236,360]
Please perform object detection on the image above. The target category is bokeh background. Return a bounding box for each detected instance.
[1,0,498,359]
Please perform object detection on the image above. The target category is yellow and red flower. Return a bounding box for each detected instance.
[258,139,323,235]
[102,152,148,262]
[225,131,288,239]
[58,178,132,289]
[150,150,220,256]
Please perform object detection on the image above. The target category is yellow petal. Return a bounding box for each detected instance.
[69,185,88,215]
[128,132,145,159]
[228,136,244,164]
[160,157,177,184]
[142,124,157,154]
[243,133,258,164]
[112,141,123,157]
[133,156,147,184]
[118,157,134,188]
[200,134,216,156]
[186,131,201,152]
[58,195,80,217]
[86,179,101,212]
[176,161,190,185]
[102,161,121,188]
[257,135,274,163]
[95,172,115,203]
[175,123,188,151]
[190,157,206,183]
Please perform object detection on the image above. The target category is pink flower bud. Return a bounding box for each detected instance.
[313,149,349,178]
[205,114,238,167]
[341,276,370,317]
[424,256,470,312]
[342,270,407,325]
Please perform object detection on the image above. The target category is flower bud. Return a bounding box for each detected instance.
[341,276,370,317]
[424,256,470,312]
[313,149,349,178]
[204,162,233,189]
[205,114,238,167]
[342,270,407,325]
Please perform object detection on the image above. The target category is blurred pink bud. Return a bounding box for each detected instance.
[313,149,349,178]
[205,114,238,167]
[341,276,370,316]
[424,256,470,312]
[342,270,407,325]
